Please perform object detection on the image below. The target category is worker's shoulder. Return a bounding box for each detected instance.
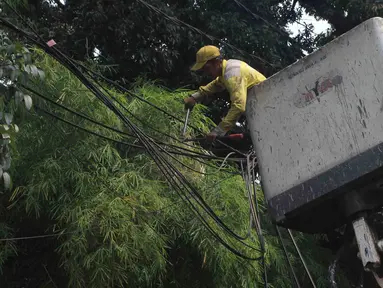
[224,59,254,80]
[224,59,242,80]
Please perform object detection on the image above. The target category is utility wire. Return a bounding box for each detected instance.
[21,84,136,138]
[33,99,241,169]
[242,157,268,287]
[287,229,317,287]
[275,225,301,288]
[232,0,304,50]
[80,63,248,157]
[23,83,243,175]
[35,106,143,149]
[145,174,238,214]
[0,232,66,242]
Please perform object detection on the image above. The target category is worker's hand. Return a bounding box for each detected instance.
[184,96,196,110]
[205,132,217,143]
[206,126,226,143]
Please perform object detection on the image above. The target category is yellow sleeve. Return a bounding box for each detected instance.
[217,76,247,132]
[197,77,225,101]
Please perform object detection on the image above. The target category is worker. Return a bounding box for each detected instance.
[184,45,266,142]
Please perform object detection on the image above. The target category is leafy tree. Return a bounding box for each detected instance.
[0,34,46,275]
[299,0,383,46]
[4,0,315,88]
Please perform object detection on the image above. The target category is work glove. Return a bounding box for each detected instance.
[184,96,196,110]
[205,132,217,143]
[206,126,226,143]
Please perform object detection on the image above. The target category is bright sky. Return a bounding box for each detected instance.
[287,4,331,36]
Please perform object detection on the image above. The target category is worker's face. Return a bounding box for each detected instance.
[202,59,221,79]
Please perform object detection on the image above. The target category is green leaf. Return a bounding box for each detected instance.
[24,64,31,74]
[10,69,16,82]
[23,95,32,110]
[23,52,32,64]
[30,65,39,77]
[15,91,23,103]
[0,134,10,145]
[15,42,23,52]
[37,69,45,79]
[0,125,10,133]
[4,113,13,125]
[12,124,19,133]
[6,44,15,55]
[4,155,11,171]
[2,172,12,190]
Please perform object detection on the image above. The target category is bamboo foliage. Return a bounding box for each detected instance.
[0,46,345,287]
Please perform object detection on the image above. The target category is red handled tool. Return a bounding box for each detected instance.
[184,133,244,142]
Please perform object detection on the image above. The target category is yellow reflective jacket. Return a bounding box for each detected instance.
[193,59,266,134]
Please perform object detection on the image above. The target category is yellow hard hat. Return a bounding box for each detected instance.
[191,45,221,71]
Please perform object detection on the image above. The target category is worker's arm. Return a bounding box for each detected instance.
[210,76,247,136]
[184,77,225,108]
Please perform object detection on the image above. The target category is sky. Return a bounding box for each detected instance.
[287,5,331,36]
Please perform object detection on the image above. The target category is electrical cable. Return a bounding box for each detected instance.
[70,61,248,165]
[241,157,268,287]
[275,225,301,288]
[153,145,230,176]
[29,85,241,172]
[34,106,143,149]
[287,229,317,288]
[150,139,260,244]
[246,155,267,288]
[232,0,305,52]
[0,232,67,242]
[21,84,136,138]
[87,70,247,161]
[23,84,243,176]
[3,6,322,286]
[129,122,262,258]
[76,57,248,157]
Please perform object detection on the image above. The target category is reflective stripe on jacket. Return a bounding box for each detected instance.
[193,59,266,134]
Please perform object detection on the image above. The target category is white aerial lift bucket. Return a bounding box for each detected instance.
[246,17,383,285]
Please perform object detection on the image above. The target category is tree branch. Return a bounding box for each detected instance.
[290,0,298,14]
[51,0,65,9]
